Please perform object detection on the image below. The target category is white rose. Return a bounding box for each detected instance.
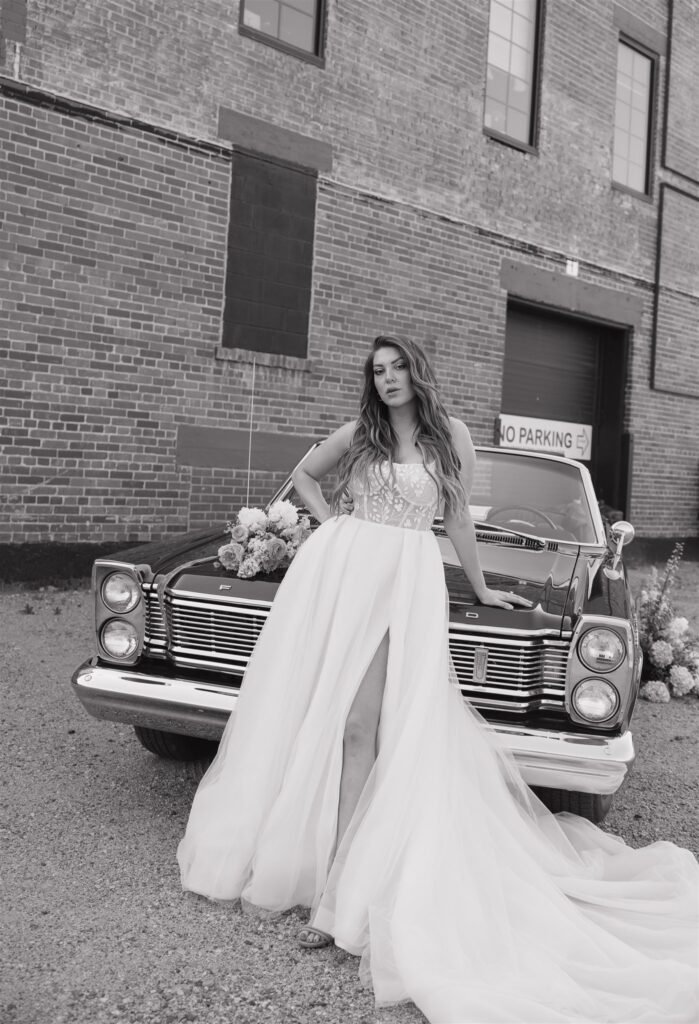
[267,499,299,531]
[238,507,268,534]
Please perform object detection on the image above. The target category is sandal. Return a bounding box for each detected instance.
[298,925,333,949]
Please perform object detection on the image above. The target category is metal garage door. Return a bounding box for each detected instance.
[502,307,599,425]
[501,303,629,512]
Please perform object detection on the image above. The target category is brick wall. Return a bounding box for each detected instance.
[1,0,698,546]
[0,0,669,274]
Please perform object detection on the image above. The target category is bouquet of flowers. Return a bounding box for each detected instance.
[216,500,312,580]
[637,542,699,702]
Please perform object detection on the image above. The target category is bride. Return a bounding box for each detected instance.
[177,335,698,1023]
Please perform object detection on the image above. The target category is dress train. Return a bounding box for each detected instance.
[177,511,698,1024]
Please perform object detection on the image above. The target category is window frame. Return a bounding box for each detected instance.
[611,34,658,201]
[482,0,545,154]
[238,0,327,66]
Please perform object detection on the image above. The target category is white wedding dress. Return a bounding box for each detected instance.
[177,462,698,1024]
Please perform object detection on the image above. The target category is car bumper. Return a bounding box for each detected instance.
[72,659,635,795]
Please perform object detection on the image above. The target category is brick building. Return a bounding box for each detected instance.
[0,0,697,557]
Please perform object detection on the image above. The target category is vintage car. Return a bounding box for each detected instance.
[72,446,641,823]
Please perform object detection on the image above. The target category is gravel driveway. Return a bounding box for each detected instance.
[2,580,698,1024]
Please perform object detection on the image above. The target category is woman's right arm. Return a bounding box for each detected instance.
[290,420,357,524]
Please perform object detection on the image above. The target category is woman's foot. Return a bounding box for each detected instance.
[298,925,333,949]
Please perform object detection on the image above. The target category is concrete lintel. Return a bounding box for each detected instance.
[613,5,667,56]
[500,258,645,329]
[217,107,333,172]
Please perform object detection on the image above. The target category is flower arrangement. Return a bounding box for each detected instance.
[216,500,312,580]
[637,542,699,702]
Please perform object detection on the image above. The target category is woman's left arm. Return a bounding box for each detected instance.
[442,418,532,611]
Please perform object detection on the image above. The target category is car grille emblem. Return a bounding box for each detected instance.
[473,646,489,683]
[219,584,232,591]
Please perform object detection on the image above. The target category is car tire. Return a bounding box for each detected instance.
[133,726,218,762]
[533,787,613,824]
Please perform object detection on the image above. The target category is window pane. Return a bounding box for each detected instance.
[484,97,507,133]
[487,65,509,103]
[488,33,511,71]
[506,108,529,140]
[614,127,628,158]
[626,162,645,191]
[616,74,632,105]
[511,11,534,49]
[632,50,651,86]
[286,0,315,13]
[490,1,513,38]
[615,99,631,131]
[613,153,628,182]
[628,135,645,165]
[279,6,314,50]
[508,76,531,113]
[630,106,646,138]
[516,0,537,21]
[509,42,531,80]
[618,43,633,76]
[244,0,280,35]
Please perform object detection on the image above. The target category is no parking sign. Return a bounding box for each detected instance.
[496,414,593,461]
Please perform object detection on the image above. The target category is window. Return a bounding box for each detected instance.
[240,0,325,61]
[484,0,540,148]
[222,152,316,358]
[613,40,654,194]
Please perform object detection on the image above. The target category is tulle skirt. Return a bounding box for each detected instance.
[177,515,699,1023]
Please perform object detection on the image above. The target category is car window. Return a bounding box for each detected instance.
[469,453,597,543]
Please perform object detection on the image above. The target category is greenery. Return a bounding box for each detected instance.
[637,542,699,702]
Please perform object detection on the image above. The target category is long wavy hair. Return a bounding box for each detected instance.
[330,335,468,516]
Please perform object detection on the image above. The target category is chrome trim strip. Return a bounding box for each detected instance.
[449,623,573,639]
[166,588,274,609]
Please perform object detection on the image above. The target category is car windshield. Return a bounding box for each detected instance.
[279,451,599,544]
[469,451,598,543]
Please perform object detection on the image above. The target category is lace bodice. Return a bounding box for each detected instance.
[349,461,440,531]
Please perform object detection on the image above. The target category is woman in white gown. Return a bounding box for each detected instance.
[177,335,698,1023]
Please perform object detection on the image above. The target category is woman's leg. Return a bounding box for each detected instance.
[299,633,389,948]
[336,630,389,848]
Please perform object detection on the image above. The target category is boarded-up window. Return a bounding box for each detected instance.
[222,153,316,358]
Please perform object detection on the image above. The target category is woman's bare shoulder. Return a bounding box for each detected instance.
[447,417,473,441]
[323,419,358,449]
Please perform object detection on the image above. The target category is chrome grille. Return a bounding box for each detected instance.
[166,595,269,671]
[144,585,166,655]
[142,585,569,714]
[450,630,568,713]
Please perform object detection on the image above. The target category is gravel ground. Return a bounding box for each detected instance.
[1,557,698,1024]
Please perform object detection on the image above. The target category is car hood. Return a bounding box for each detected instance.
[111,527,583,635]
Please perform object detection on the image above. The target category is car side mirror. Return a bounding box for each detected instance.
[605,521,635,579]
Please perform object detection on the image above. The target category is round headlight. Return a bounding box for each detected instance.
[578,628,625,672]
[572,678,619,723]
[102,572,141,614]
[101,619,139,659]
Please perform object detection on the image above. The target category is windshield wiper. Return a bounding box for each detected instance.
[473,521,546,549]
